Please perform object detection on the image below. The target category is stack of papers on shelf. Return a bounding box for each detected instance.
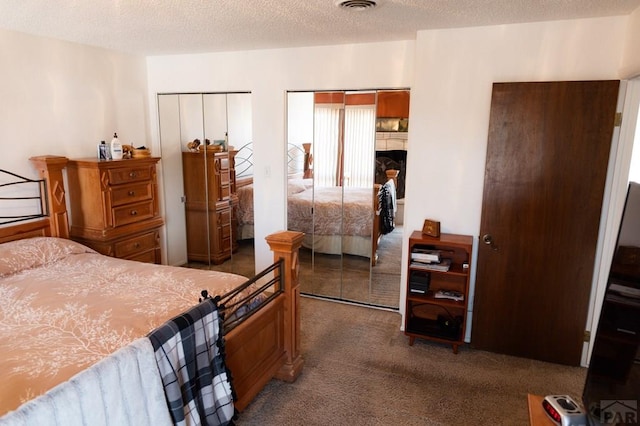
[434,289,464,302]
[410,258,451,272]
[411,249,441,263]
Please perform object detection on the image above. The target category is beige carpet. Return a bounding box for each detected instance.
[298,226,404,309]
[185,239,256,278]
[370,225,403,307]
[236,296,586,425]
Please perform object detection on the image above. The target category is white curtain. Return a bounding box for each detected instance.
[343,105,376,188]
[313,105,341,187]
[313,103,375,188]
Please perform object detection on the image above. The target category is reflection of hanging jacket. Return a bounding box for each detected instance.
[379,182,395,235]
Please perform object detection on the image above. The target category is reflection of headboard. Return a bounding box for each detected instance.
[234,141,254,179]
[287,143,312,179]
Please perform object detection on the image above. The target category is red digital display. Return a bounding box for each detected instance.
[542,399,562,423]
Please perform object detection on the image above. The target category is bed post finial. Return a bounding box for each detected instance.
[302,143,312,179]
[265,230,305,382]
[385,169,399,187]
[29,156,69,239]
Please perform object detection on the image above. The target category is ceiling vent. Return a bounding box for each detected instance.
[335,0,379,11]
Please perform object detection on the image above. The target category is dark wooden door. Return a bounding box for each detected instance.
[471,81,619,365]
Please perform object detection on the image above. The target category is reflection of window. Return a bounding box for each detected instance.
[313,102,375,188]
[314,105,341,187]
[344,105,375,188]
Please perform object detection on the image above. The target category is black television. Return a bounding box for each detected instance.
[582,182,640,425]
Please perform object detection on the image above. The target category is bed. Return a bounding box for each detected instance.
[236,174,398,266]
[236,177,255,240]
[0,156,304,425]
[235,142,398,265]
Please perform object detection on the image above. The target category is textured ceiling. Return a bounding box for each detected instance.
[0,0,639,56]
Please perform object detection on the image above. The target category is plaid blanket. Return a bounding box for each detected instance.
[378,181,395,235]
[148,299,236,426]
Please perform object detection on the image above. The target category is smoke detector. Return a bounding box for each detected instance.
[335,0,380,11]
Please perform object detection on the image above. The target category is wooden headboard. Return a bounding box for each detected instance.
[0,156,69,243]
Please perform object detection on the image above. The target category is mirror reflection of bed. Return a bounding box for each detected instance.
[285,89,409,309]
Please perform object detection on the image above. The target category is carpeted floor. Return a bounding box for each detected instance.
[188,227,404,309]
[298,226,404,309]
[236,296,586,426]
[370,225,403,307]
[185,239,256,278]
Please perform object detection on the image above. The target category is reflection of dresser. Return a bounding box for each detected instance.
[182,151,237,264]
[66,157,163,263]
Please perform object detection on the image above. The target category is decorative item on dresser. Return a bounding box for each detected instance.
[65,156,163,263]
[405,231,473,353]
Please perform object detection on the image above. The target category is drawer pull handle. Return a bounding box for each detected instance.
[134,243,140,248]
[129,172,137,178]
[130,210,138,216]
[128,191,135,196]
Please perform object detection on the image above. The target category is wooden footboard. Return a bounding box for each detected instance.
[225,231,304,411]
[225,295,285,410]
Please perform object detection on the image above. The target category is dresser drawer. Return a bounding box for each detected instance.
[114,232,158,258]
[217,208,232,251]
[112,201,155,227]
[218,183,230,200]
[110,182,153,207]
[217,207,231,226]
[214,158,230,201]
[126,249,158,264]
[108,166,153,185]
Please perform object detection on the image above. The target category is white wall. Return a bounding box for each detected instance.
[146,41,415,270]
[0,29,149,181]
[621,6,640,78]
[408,16,628,343]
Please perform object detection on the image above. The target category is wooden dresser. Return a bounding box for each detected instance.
[66,157,163,264]
[182,150,238,264]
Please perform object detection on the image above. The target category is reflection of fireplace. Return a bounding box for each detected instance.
[376,150,406,199]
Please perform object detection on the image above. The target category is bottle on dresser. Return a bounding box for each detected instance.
[110,133,123,160]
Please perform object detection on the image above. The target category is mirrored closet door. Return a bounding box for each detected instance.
[158,92,255,278]
[286,89,409,309]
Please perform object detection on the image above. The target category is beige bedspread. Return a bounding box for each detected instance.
[237,183,254,227]
[0,237,248,417]
[288,186,374,237]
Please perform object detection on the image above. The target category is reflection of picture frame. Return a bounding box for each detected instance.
[376,118,409,132]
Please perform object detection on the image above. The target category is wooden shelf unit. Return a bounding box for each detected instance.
[405,231,473,353]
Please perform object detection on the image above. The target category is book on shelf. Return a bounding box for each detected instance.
[434,289,464,302]
[410,258,451,272]
[411,249,441,263]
